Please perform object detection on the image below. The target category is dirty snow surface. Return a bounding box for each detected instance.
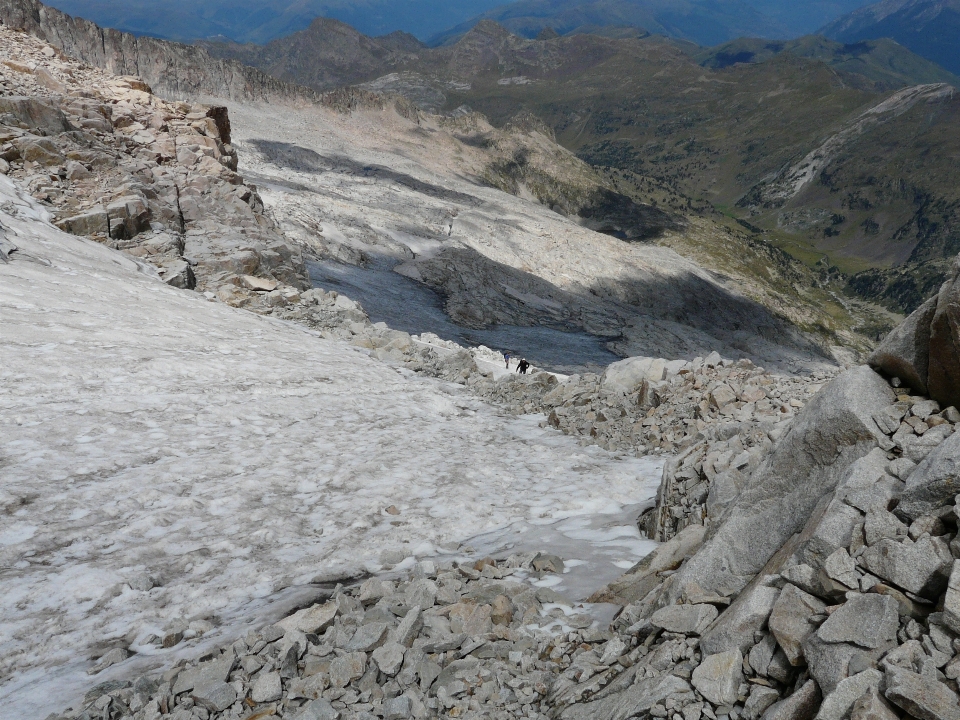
[0,175,662,718]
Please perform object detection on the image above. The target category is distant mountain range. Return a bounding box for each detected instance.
[821,0,960,75]
[39,0,890,47]
[41,0,506,42]
[430,0,788,47]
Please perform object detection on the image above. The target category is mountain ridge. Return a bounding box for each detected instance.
[821,0,960,74]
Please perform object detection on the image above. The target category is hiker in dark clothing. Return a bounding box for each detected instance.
[518,359,530,374]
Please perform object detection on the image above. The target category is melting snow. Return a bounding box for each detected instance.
[0,174,663,718]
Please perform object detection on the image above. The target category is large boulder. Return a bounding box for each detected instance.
[601,356,667,395]
[0,96,74,134]
[928,264,960,411]
[662,366,895,601]
[868,296,937,394]
[897,428,960,520]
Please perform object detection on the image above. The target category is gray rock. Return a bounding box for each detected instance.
[780,564,823,597]
[0,96,74,134]
[602,356,667,395]
[821,548,860,593]
[371,642,405,676]
[88,647,129,674]
[291,699,339,720]
[897,431,960,520]
[329,652,367,688]
[885,666,960,720]
[383,695,412,720]
[749,634,778,677]
[803,632,881,695]
[700,584,780,655]
[852,687,899,720]
[769,584,826,665]
[390,605,423,647]
[405,579,437,609]
[345,622,388,652]
[665,367,893,600]
[191,680,237,712]
[928,266,960,410]
[767,646,795,684]
[161,259,196,290]
[250,671,282,703]
[864,508,908,546]
[559,674,691,720]
[277,601,338,634]
[761,679,821,720]
[815,669,882,720]
[868,295,937,395]
[860,536,953,598]
[816,594,899,649]
[691,649,743,706]
[172,653,234,694]
[649,603,718,635]
[943,562,960,635]
[56,207,109,236]
[745,686,781,720]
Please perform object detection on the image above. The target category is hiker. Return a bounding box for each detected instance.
[518,359,530,374]
[504,353,511,369]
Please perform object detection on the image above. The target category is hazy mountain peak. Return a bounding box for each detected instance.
[821,0,960,74]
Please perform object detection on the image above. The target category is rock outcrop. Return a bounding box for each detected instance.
[0,0,316,102]
[0,25,311,309]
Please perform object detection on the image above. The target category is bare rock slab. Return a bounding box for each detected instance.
[816,594,899,649]
[885,666,960,720]
[860,536,953,598]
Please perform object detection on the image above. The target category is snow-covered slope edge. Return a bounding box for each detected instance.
[0,173,662,718]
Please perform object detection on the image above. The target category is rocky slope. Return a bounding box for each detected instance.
[197,16,960,317]
[8,7,960,720]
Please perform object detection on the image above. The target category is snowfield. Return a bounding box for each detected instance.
[0,175,661,718]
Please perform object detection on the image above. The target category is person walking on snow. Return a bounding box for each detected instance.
[504,353,511,370]
[518,359,530,375]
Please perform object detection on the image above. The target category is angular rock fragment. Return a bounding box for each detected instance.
[816,594,898,649]
[691,649,743,705]
[192,680,237,712]
[815,669,882,720]
[769,584,826,665]
[277,601,338,634]
[250,671,282,703]
[885,666,960,720]
[559,674,691,720]
[649,603,718,635]
[860,536,953,598]
[761,679,821,720]
[852,687,899,720]
[897,431,960,520]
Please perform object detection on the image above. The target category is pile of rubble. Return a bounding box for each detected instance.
[63,554,624,720]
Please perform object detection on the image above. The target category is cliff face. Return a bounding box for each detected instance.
[0,0,318,102]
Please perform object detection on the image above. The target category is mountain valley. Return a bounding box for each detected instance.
[4,2,960,720]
